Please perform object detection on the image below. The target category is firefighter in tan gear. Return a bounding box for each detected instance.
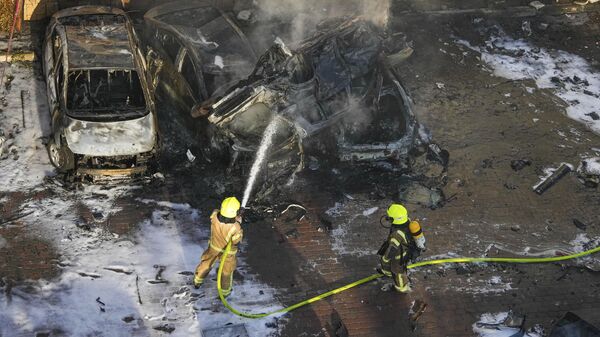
[194,197,243,297]
[378,204,426,293]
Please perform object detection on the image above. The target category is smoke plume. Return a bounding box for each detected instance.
[252,0,391,45]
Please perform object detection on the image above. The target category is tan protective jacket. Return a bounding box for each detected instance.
[208,210,243,254]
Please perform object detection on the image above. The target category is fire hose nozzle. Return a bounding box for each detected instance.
[238,207,246,217]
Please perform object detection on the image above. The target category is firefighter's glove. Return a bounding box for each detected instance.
[415,236,426,251]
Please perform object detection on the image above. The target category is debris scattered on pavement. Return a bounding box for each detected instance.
[279,203,307,222]
[135,274,142,305]
[511,159,531,171]
[576,157,600,188]
[154,264,166,281]
[186,149,196,163]
[153,323,176,333]
[334,319,349,337]
[0,210,33,226]
[95,297,106,312]
[203,324,250,337]
[409,299,427,322]
[284,228,299,239]
[457,30,600,135]
[529,1,545,10]
[103,266,133,275]
[77,271,101,278]
[473,311,542,337]
[533,163,573,195]
[522,21,532,36]
[573,219,587,231]
[362,207,379,216]
[380,283,393,292]
[548,312,600,337]
[236,10,252,21]
[586,112,599,121]
[398,181,445,209]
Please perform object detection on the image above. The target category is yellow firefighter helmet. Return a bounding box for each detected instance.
[387,204,408,225]
[220,197,241,219]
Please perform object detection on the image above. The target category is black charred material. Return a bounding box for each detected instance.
[549,312,600,337]
[205,18,428,189]
[511,159,531,171]
[153,324,176,333]
[573,219,587,231]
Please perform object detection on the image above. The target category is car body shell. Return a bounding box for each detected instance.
[43,6,158,178]
[143,3,425,185]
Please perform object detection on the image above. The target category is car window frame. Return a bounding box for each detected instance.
[156,27,183,64]
[176,47,202,100]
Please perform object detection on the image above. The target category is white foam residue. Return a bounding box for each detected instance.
[453,277,513,295]
[362,207,379,216]
[473,312,517,337]
[489,276,502,285]
[457,32,600,134]
[580,156,600,175]
[0,64,54,191]
[1,195,283,336]
[473,312,543,337]
[325,201,376,257]
[330,221,373,257]
[569,233,593,252]
[325,202,344,217]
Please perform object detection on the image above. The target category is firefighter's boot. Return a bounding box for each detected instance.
[193,275,204,289]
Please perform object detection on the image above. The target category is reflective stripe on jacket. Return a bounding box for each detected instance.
[383,229,409,265]
[208,210,243,254]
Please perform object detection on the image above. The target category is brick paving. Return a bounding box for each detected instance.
[1,3,600,337]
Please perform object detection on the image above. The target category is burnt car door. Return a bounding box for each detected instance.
[146,27,198,112]
[144,2,257,110]
[43,21,68,137]
[43,22,61,122]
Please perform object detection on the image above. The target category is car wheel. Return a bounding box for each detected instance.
[47,136,75,172]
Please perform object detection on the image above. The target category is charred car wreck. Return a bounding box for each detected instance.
[143,0,258,143]
[43,6,158,180]
[195,18,441,184]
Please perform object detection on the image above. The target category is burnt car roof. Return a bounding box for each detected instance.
[144,0,226,23]
[206,18,420,160]
[53,6,135,70]
[52,5,126,19]
[64,24,134,69]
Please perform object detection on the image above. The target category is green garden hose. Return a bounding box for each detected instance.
[216,241,600,319]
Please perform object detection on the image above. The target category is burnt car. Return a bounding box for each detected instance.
[43,6,158,179]
[200,18,427,184]
[143,0,259,142]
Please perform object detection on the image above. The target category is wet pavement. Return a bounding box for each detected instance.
[1,1,600,336]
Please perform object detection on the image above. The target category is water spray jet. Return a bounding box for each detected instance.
[241,117,281,208]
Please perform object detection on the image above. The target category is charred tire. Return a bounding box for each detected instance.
[47,137,75,172]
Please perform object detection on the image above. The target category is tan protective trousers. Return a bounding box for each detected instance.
[393,271,410,293]
[194,247,237,294]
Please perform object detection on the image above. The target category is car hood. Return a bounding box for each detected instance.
[63,113,157,156]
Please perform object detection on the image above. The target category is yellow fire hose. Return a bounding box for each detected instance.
[216,241,600,319]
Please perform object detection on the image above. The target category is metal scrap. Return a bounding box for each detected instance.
[280,203,307,222]
[533,164,572,195]
[549,312,600,337]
